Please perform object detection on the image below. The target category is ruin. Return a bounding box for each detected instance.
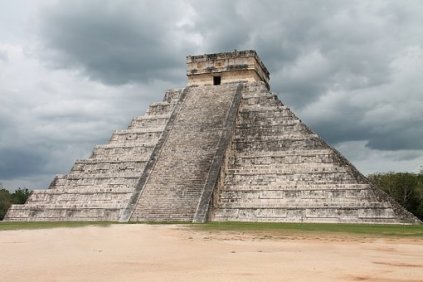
[5,50,420,224]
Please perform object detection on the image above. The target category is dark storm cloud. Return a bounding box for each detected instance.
[0,0,417,191]
[38,1,193,85]
[187,1,251,52]
[224,0,423,152]
[235,0,394,108]
[313,118,423,151]
[38,0,400,100]
[0,148,48,179]
[36,0,423,153]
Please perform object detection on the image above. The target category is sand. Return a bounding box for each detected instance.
[1,224,422,282]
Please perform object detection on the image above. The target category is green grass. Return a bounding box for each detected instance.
[2,221,423,238]
[0,221,113,231]
[193,222,423,237]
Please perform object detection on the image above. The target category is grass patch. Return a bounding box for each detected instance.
[0,221,114,231]
[2,221,423,237]
[193,222,423,238]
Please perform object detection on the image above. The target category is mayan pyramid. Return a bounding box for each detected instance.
[5,50,419,224]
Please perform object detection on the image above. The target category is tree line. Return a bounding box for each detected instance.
[368,171,423,220]
[0,185,32,220]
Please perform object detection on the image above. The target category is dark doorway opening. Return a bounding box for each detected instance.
[213,76,221,85]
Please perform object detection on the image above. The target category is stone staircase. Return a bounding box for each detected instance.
[4,90,183,221]
[211,82,418,224]
[129,83,242,222]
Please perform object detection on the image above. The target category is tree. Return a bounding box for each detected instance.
[11,188,32,204]
[0,187,12,220]
[368,172,423,220]
[0,184,32,220]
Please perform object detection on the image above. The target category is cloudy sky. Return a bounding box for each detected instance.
[1,0,423,190]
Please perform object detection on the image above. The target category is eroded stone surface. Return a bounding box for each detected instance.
[130,83,241,222]
[5,50,419,224]
[187,50,270,88]
[5,90,183,221]
[211,82,418,224]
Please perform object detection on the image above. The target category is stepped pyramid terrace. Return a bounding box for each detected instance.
[5,50,420,224]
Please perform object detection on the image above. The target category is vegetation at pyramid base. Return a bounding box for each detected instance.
[0,185,32,220]
[368,171,423,220]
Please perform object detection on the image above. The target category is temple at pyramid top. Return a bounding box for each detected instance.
[186,50,270,88]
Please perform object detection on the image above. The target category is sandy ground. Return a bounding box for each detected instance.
[1,224,422,282]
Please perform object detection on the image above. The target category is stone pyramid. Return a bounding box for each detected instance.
[5,50,419,224]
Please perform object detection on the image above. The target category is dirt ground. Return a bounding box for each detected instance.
[1,224,422,282]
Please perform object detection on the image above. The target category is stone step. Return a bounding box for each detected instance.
[114,127,165,134]
[220,183,370,191]
[128,117,169,129]
[212,207,399,223]
[236,120,301,128]
[26,192,131,204]
[146,101,172,115]
[132,113,172,121]
[226,165,351,174]
[52,176,138,187]
[239,107,291,116]
[235,123,308,133]
[94,142,157,149]
[22,200,128,208]
[233,138,326,152]
[109,132,161,143]
[70,161,146,174]
[218,190,377,202]
[91,147,154,160]
[242,96,281,107]
[75,159,149,164]
[5,205,122,221]
[162,89,183,103]
[233,134,319,143]
[235,149,334,158]
[65,173,141,180]
[216,200,392,209]
[237,116,301,126]
[230,157,340,166]
[225,174,360,185]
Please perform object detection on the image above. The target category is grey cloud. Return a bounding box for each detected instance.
[334,141,423,175]
[34,0,423,152]
[310,118,423,151]
[367,126,423,151]
[2,0,423,189]
[0,148,48,179]
[188,1,251,52]
[38,1,192,85]
[0,50,7,62]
